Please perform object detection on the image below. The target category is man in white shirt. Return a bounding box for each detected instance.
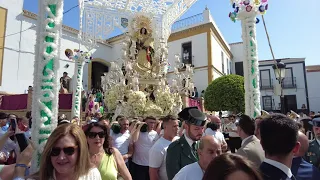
[225,114,241,153]
[173,135,221,180]
[259,113,300,180]
[110,117,133,167]
[205,115,228,152]
[132,116,159,180]
[149,115,179,180]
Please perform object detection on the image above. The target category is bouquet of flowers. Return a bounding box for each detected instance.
[145,100,163,117]
[155,86,175,115]
[127,90,147,116]
[105,87,121,111]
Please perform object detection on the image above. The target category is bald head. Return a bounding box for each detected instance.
[199,135,220,150]
[296,131,309,156]
[208,115,221,123]
[208,115,221,130]
[198,135,222,170]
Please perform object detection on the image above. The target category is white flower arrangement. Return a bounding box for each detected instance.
[105,86,121,111]
[145,100,163,117]
[127,90,147,116]
[155,86,175,115]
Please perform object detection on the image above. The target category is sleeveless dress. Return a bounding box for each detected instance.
[26,167,102,180]
[86,101,94,117]
[88,101,94,112]
[98,153,118,180]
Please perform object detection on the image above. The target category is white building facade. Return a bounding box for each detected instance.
[306,65,320,113]
[231,42,309,113]
[166,8,232,94]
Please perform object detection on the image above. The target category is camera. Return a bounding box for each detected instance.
[111,123,121,134]
[140,124,148,132]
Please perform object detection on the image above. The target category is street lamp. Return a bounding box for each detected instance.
[272,59,286,114]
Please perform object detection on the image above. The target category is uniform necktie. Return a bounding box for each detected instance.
[192,142,197,154]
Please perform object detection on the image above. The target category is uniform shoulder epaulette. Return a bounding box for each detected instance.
[168,138,181,149]
[309,139,317,145]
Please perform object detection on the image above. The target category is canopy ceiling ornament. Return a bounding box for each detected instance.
[79,0,199,49]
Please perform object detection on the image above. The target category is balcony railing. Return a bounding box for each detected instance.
[171,13,204,31]
[260,79,273,90]
[282,77,297,88]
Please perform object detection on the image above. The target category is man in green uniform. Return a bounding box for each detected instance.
[166,107,206,180]
[305,116,320,169]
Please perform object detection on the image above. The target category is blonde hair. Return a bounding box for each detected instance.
[39,124,92,180]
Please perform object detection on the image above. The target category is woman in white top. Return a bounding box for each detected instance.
[16,124,102,180]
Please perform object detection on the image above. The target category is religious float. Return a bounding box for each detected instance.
[101,13,202,120]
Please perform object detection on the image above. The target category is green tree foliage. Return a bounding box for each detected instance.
[204,74,245,113]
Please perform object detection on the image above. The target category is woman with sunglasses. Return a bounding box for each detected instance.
[28,123,101,180]
[85,122,132,180]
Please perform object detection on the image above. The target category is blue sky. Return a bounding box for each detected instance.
[23,0,318,65]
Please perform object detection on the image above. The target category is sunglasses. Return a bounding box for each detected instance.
[50,146,78,156]
[87,131,105,139]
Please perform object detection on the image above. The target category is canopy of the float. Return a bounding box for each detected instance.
[79,0,199,49]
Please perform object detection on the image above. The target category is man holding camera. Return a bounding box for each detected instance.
[131,116,159,180]
[166,107,206,180]
[110,117,133,167]
[149,115,179,180]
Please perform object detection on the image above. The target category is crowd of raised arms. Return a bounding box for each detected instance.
[0,106,319,180]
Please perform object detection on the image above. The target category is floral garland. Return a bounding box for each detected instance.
[229,0,265,118]
[31,0,64,172]
[68,49,92,118]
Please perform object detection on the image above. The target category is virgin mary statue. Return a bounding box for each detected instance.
[129,14,155,75]
[132,27,154,74]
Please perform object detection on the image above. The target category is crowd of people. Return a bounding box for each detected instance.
[0,106,319,180]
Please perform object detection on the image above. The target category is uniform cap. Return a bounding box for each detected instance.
[178,107,206,126]
[310,116,320,127]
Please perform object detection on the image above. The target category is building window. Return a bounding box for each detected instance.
[235,62,243,76]
[221,51,224,74]
[262,96,273,111]
[260,69,272,89]
[226,58,229,75]
[282,67,296,88]
[182,42,192,65]
[229,60,232,74]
